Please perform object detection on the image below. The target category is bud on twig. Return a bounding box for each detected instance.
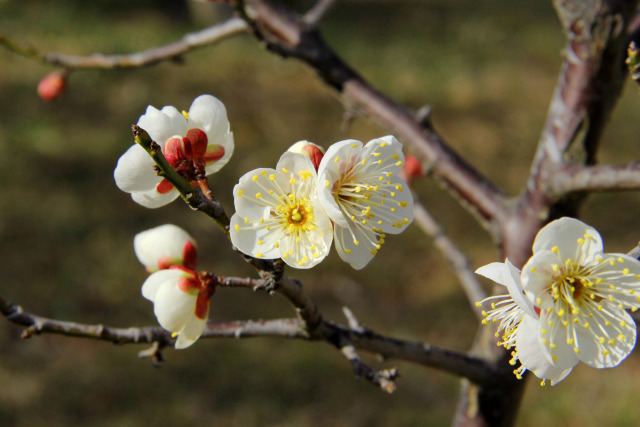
[37,71,67,101]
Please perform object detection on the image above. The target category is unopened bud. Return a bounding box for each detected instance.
[37,71,67,101]
[287,140,325,171]
[401,154,424,184]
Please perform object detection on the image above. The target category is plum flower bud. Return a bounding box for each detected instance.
[37,71,67,101]
[287,140,325,171]
[134,224,198,273]
[142,266,214,349]
[114,95,234,208]
[401,154,424,184]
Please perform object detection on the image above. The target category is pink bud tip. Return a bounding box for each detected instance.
[287,141,325,171]
[402,154,424,183]
[37,72,67,102]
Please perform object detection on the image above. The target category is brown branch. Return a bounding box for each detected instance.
[1,292,494,385]
[0,18,248,69]
[412,193,487,319]
[303,0,336,25]
[504,0,638,267]
[550,162,640,194]
[234,0,507,233]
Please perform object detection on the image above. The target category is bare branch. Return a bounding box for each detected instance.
[1,293,494,385]
[550,162,640,195]
[504,0,638,266]
[0,18,248,69]
[412,193,487,318]
[234,0,507,232]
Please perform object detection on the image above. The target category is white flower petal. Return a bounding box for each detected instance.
[475,262,510,286]
[232,168,286,219]
[538,307,581,368]
[153,279,197,333]
[532,217,602,260]
[520,250,560,306]
[175,312,208,349]
[333,223,377,270]
[203,131,234,175]
[141,269,185,302]
[131,188,180,209]
[517,315,576,383]
[577,305,636,368]
[114,144,159,193]
[137,105,187,145]
[276,151,317,177]
[187,95,231,142]
[476,260,537,318]
[229,213,281,259]
[317,139,363,227]
[134,224,197,272]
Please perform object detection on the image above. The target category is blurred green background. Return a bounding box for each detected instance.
[2,0,640,425]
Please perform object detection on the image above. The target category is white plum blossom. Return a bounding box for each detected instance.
[134,224,213,349]
[477,217,640,384]
[134,224,197,273]
[477,260,574,385]
[114,94,234,208]
[316,136,414,269]
[230,151,333,269]
[522,217,640,370]
[141,266,214,349]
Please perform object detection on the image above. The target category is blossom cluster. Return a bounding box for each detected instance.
[477,217,640,385]
[115,96,416,347]
[229,137,415,270]
[135,224,214,349]
[115,95,234,208]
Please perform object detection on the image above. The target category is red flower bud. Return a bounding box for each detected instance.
[287,140,325,171]
[37,71,67,102]
[402,154,424,184]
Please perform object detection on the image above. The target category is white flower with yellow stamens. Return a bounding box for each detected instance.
[316,136,414,269]
[229,151,333,269]
[521,217,640,370]
[477,260,575,385]
[477,217,640,385]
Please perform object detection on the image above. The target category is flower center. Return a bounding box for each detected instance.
[550,263,602,308]
[290,207,304,223]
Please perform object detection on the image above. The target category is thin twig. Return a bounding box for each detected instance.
[411,194,487,318]
[550,163,640,195]
[0,18,248,69]
[303,0,336,25]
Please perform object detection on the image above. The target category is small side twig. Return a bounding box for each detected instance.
[339,307,397,393]
[340,341,398,393]
[303,0,336,25]
[411,193,487,318]
[549,162,640,196]
[0,18,248,69]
